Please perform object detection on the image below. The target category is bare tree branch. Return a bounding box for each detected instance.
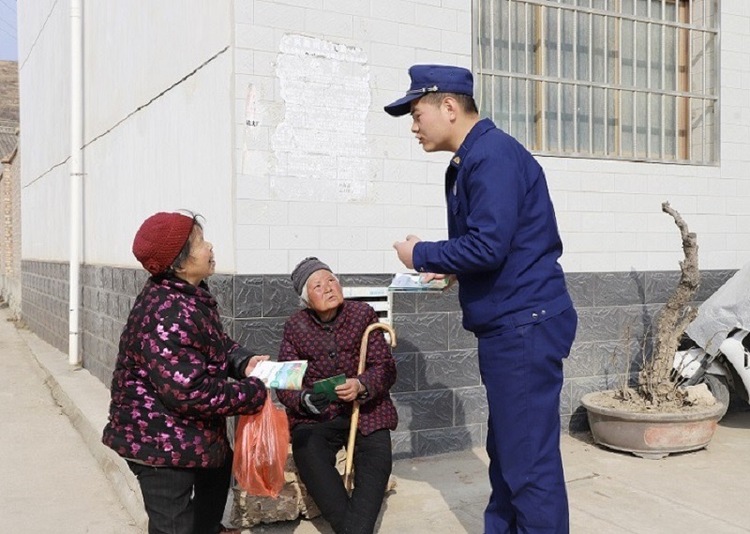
[637,202,700,405]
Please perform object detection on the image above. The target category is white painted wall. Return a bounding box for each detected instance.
[17,1,750,277]
[18,0,71,260]
[233,0,750,276]
[233,0,472,275]
[19,1,236,271]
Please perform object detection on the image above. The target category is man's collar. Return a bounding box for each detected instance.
[450,118,495,169]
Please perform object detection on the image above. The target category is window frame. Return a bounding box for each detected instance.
[472,0,720,165]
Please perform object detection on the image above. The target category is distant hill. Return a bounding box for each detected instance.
[0,60,19,126]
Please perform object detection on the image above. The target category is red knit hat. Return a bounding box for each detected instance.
[132,212,195,275]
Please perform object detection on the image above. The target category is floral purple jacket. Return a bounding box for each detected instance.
[102,275,267,468]
[276,300,398,436]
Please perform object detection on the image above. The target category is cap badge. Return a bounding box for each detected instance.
[406,85,439,95]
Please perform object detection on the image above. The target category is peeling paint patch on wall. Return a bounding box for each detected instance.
[245,84,259,127]
[271,34,372,202]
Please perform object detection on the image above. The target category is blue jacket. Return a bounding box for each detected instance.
[413,118,573,336]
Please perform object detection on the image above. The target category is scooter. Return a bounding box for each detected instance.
[671,263,750,418]
[673,330,750,418]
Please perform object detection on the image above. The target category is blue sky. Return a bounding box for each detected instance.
[0,0,17,61]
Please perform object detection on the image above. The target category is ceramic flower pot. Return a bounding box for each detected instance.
[580,391,725,459]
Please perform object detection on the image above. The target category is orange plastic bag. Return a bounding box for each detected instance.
[232,396,290,497]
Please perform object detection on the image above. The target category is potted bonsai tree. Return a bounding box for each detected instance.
[581,202,724,459]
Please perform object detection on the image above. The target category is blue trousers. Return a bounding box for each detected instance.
[478,306,577,534]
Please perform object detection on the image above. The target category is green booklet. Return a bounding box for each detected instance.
[313,374,346,401]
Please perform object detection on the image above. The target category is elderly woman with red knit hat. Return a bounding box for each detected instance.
[275,257,398,534]
[102,211,267,534]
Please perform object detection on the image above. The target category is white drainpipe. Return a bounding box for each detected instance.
[68,0,83,366]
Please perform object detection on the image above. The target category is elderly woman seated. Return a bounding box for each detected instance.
[275,257,398,534]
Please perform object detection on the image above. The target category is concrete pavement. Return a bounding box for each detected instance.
[0,308,142,533]
[2,305,750,533]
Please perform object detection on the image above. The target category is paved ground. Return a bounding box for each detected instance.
[2,305,750,533]
[0,310,141,533]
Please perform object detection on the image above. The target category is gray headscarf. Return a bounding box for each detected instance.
[291,257,332,296]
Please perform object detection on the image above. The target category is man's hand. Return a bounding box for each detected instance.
[243,355,270,376]
[420,272,457,290]
[393,234,421,269]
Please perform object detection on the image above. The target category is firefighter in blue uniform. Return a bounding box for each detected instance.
[387,64,578,534]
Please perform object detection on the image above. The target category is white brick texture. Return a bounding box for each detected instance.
[232,1,750,275]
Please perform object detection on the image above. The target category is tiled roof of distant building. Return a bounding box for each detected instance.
[0,124,17,162]
[0,60,19,162]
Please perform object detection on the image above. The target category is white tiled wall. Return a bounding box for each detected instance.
[234,0,750,276]
[16,1,749,278]
[233,0,471,274]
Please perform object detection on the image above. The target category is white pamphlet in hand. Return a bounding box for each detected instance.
[250,360,308,390]
[388,273,449,291]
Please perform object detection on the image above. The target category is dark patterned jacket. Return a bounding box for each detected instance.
[102,274,267,468]
[276,300,398,435]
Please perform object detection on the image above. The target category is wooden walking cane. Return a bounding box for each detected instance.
[343,322,397,493]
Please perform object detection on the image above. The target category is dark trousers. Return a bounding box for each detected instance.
[478,307,577,534]
[127,455,231,534]
[292,416,392,534]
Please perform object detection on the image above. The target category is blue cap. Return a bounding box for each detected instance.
[384,64,474,117]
